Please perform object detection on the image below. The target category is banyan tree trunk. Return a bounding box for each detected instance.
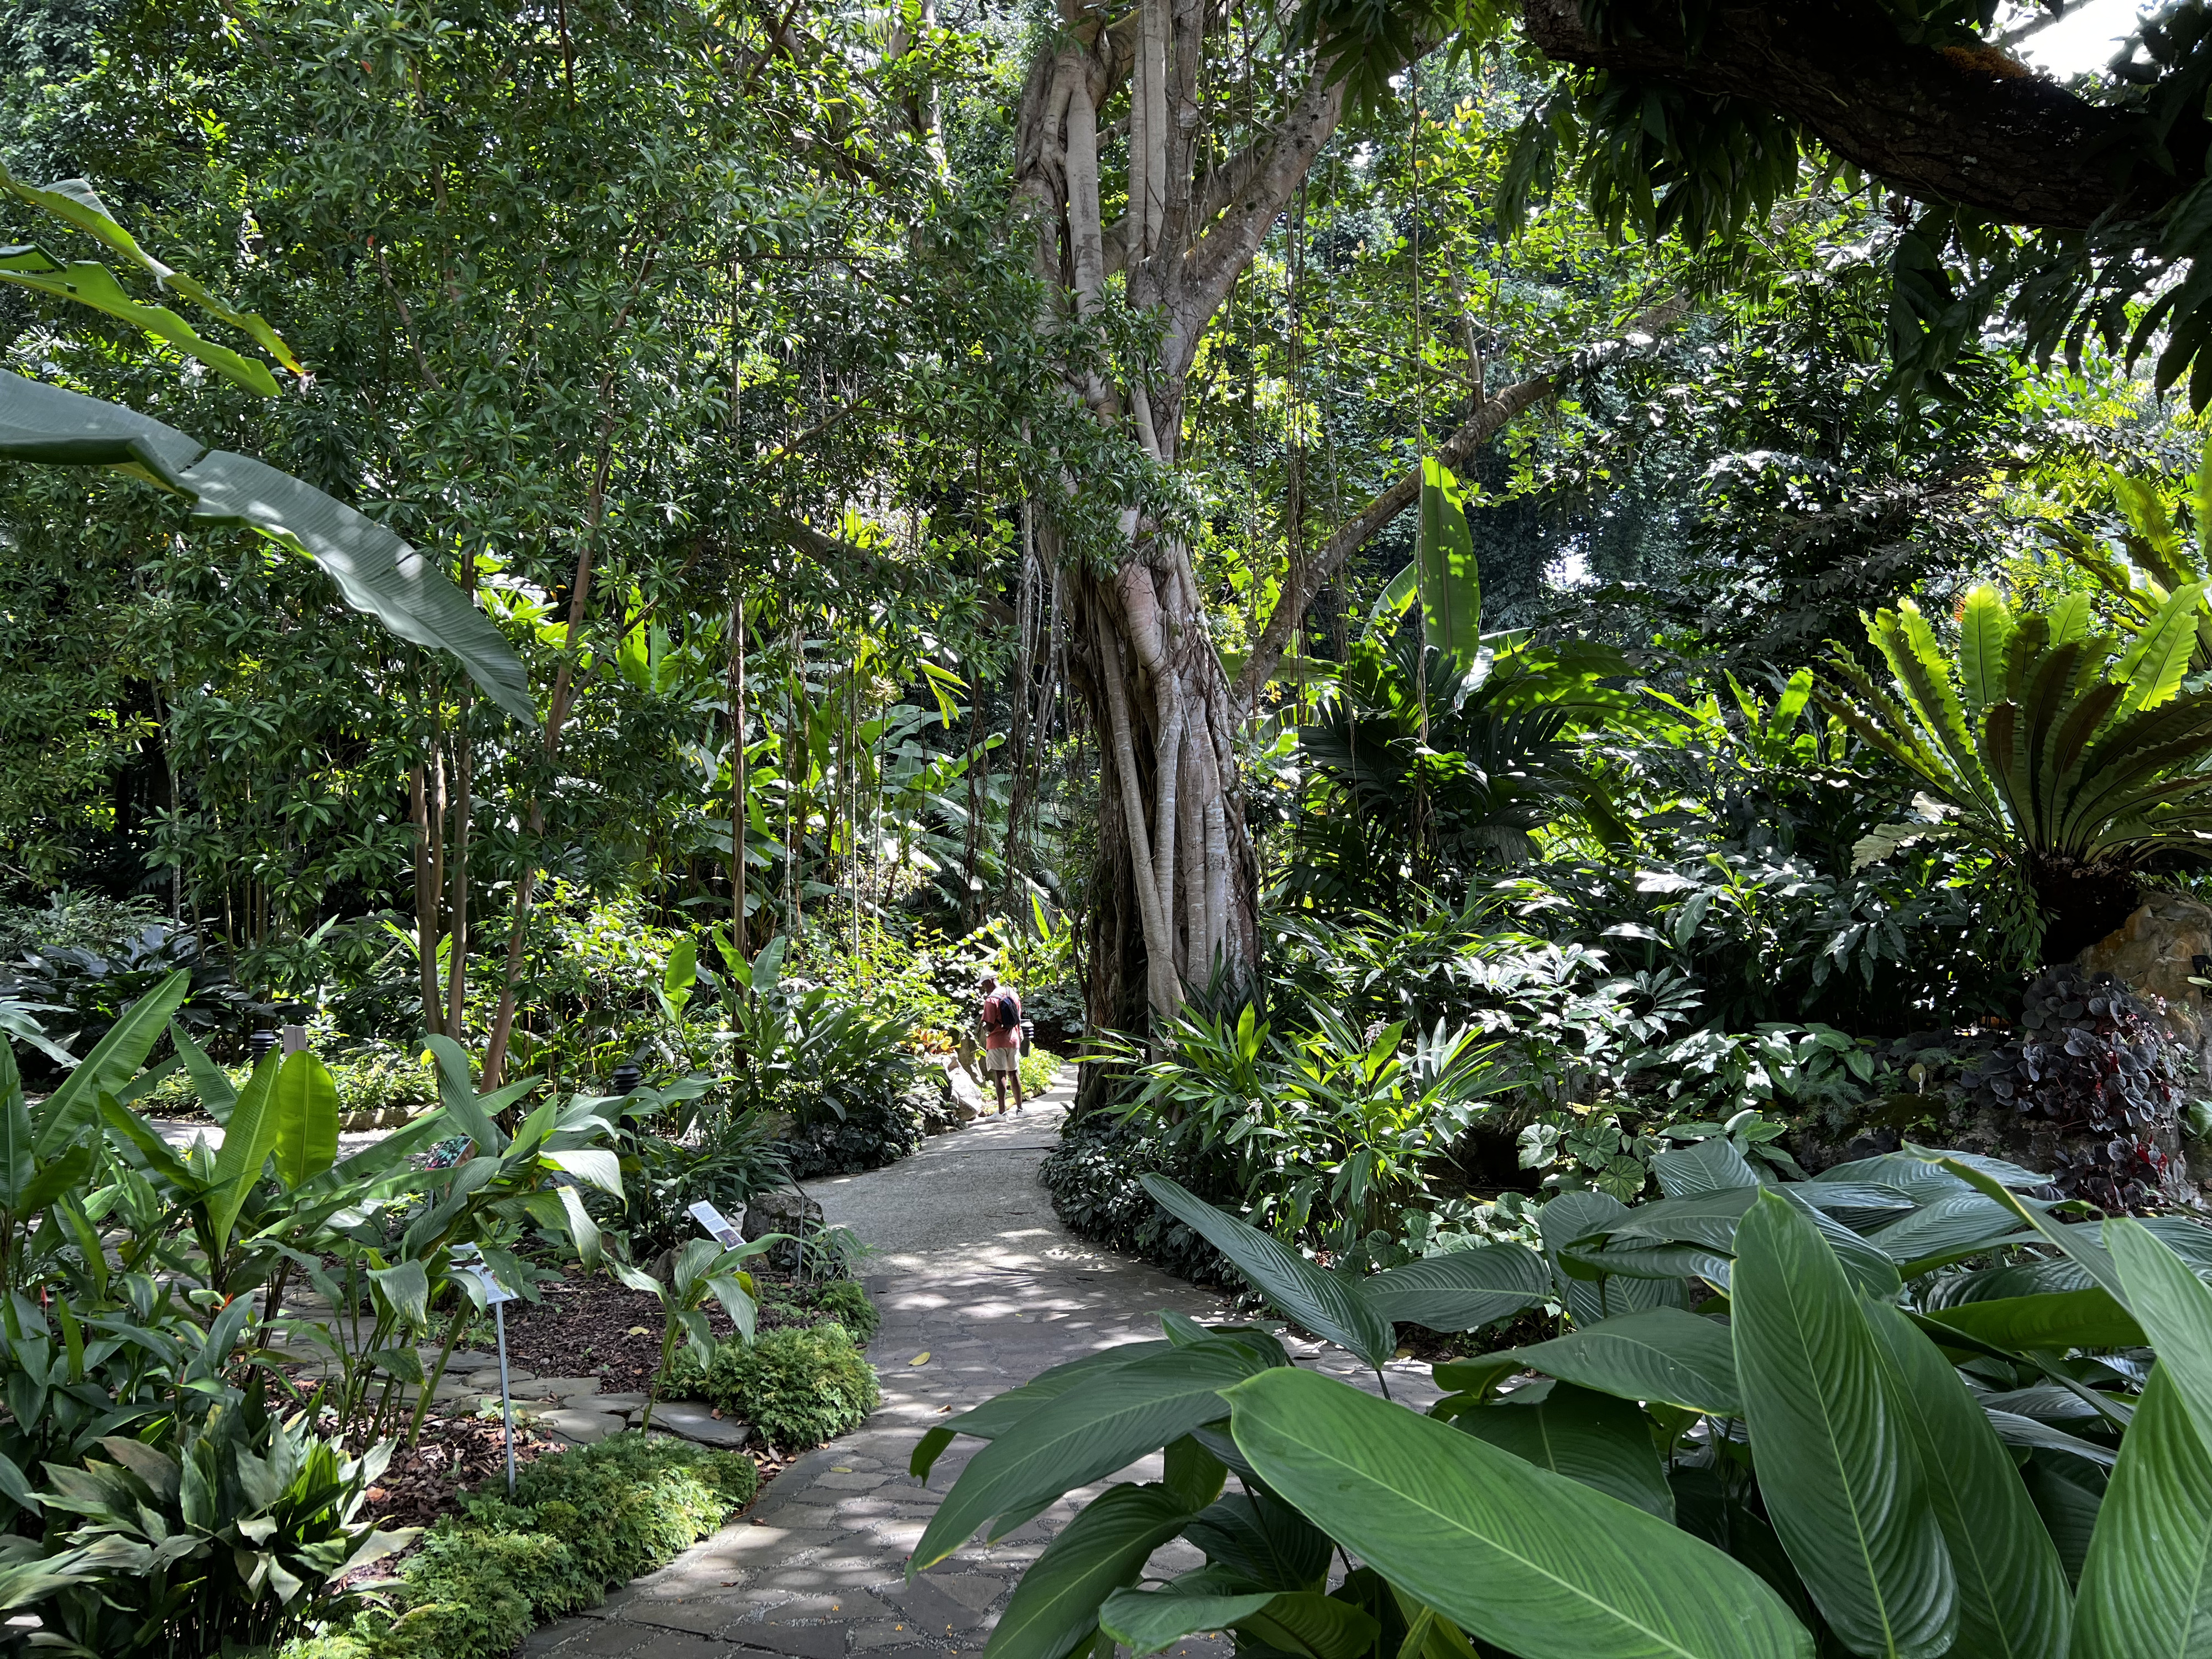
[1009,0,1358,1079]
[1070,557,1261,1103]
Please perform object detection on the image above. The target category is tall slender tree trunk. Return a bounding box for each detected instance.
[444,685,473,1039]
[730,589,748,945]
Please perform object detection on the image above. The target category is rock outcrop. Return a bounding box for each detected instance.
[2078,890,2212,1083]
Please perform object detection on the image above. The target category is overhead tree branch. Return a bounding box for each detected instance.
[1240,297,1689,705]
[1519,0,2159,231]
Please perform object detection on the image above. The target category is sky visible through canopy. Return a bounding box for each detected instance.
[2017,0,2159,75]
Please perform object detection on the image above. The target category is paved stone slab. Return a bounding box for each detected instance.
[653,1403,758,1447]
[531,1086,1436,1658]
[539,1407,625,1445]
[527,1375,605,1399]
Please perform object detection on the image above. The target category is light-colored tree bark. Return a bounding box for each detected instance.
[1015,0,1387,1062]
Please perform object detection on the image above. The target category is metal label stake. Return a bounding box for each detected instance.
[451,1245,520,1498]
[494,1296,515,1499]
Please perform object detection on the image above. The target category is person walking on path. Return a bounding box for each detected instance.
[978,974,1025,1114]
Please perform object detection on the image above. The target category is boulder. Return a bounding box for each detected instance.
[912,1062,980,1134]
[936,1056,989,1125]
[2078,891,2212,1079]
[743,1186,823,1241]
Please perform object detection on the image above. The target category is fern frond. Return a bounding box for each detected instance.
[2114,581,2208,713]
[1958,586,2012,715]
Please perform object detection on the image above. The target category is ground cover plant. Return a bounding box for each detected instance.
[672,1322,884,1452]
[280,1431,759,1659]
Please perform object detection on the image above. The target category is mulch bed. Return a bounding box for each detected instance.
[492,1262,847,1395]
[304,1261,845,1545]
[361,1412,564,1531]
[356,1412,795,1537]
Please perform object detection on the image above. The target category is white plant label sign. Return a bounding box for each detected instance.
[688,1201,744,1247]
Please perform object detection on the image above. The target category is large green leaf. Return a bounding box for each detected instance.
[911,1343,1171,1479]
[1224,1366,1813,1659]
[206,1054,282,1251]
[424,1035,508,1153]
[1649,1135,1761,1196]
[1361,1244,1548,1333]
[1861,1298,2070,1659]
[369,1260,431,1335]
[1103,1585,1378,1659]
[2110,1218,2212,1444]
[1866,1192,2022,1270]
[1777,1189,1903,1301]
[1369,559,1419,632]
[2019,1457,2101,1590]
[270,1052,340,1190]
[1608,1187,1758,1249]
[0,1045,27,1211]
[1453,1383,1673,1519]
[14,1145,93,1220]
[0,372,533,723]
[0,166,300,373]
[0,250,280,395]
[1506,1307,1741,1417]
[1731,1192,1957,1659]
[982,1484,1196,1659]
[2114,580,2208,713]
[32,968,191,1157]
[1185,1490,1331,1590]
[1936,1159,2131,1308]
[910,1339,1273,1573]
[168,1021,237,1125]
[1417,458,1481,670]
[1959,586,2013,713]
[2070,1366,2212,1657]
[1918,1287,2144,1353]
[1140,1176,1394,1369]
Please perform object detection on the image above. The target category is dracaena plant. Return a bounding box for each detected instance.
[1815,582,2212,960]
[907,1149,2212,1659]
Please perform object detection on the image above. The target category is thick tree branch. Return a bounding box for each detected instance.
[1520,0,2156,231]
[1241,299,1688,705]
[778,517,896,583]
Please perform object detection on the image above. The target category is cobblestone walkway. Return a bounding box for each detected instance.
[525,1084,1433,1659]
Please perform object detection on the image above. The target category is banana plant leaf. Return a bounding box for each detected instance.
[1417,459,1481,672]
[1225,1366,1814,1659]
[0,370,533,724]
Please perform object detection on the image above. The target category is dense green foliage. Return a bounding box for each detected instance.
[280,1432,758,1659]
[18,0,2212,1651]
[675,1321,883,1450]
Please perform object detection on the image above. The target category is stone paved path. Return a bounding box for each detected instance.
[525,1082,1435,1659]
